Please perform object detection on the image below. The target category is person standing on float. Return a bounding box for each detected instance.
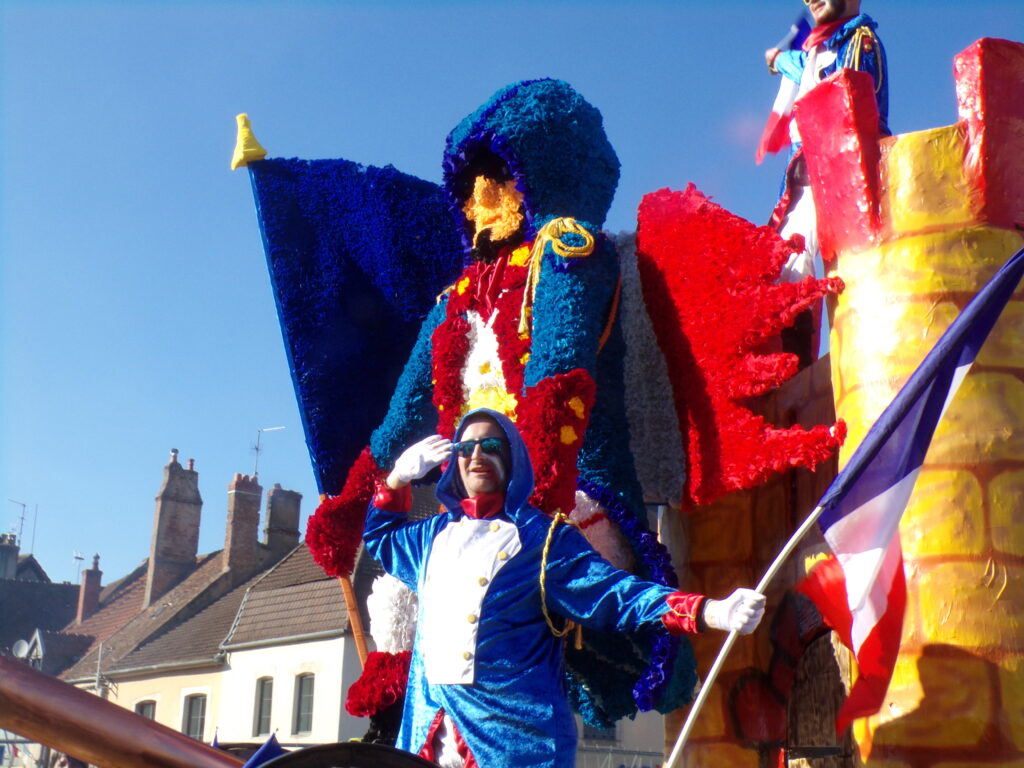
[763,0,888,362]
[365,408,766,768]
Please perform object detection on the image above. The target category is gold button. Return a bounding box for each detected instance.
[497,551,508,561]
[467,614,477,624]
[462,651,472,660]
[478,576,489,586]
[489,521,500,532]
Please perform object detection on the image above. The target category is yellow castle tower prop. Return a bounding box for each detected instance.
[796,38,1024,765]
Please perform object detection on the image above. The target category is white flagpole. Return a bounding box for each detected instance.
[664,504,826,768]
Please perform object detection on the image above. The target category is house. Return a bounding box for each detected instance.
[4,450,367,765]
[101,543,364,750]
[0,533,79,658]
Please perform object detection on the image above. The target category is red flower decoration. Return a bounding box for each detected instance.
[431,313,472,437]
[516,369,596,515]
[637,184,845,507]
[345,650,413,717]
[306,446,383,577]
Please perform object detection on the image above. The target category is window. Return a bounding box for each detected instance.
[135,700,156,720]
[182,694,207,741]
[253,677,274,736]
[292,674,315,734]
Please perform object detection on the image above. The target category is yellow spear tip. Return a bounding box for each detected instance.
[231,112,268,171]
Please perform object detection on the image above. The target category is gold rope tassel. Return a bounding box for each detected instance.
[518,218,595,338]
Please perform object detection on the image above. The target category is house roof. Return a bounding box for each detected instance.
[16,553,51,583]
[61,552,226,681]
[30,629,93,676]
[222,544,348,649]
[94,544,349,676]
[64,561,149,659]
[0,578,78,653]
[113,576,251,672]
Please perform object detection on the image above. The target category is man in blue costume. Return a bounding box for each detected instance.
[365,408,766,768]
[762,0,888,363]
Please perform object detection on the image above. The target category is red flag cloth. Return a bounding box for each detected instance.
[797,545,906,734]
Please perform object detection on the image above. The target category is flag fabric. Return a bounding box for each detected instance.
[242,733,288,768]
[799,247,1024,733]
[756,15,811,164]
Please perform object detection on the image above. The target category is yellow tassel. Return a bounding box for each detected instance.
[231,113,268,170]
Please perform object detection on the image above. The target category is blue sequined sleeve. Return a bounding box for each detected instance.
[543,522,673,633]
[363,504,444,592]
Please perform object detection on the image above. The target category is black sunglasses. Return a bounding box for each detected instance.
[452,437,506,457]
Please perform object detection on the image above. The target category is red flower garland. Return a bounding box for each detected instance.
[637,184,845,507]
[431,313,472,438]
[516,369,596,515]
[306,446,383,577]
[345,650,413,717]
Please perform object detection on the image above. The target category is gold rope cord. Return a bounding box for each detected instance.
[518,218,595,338]
[539,510,578,640]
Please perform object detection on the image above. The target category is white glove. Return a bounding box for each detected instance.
[388,435,453,486]
[702,588,766,635]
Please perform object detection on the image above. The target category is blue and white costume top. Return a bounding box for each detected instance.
[363,410,679,768]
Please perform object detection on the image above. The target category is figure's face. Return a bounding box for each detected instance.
[806,0,856,24]
[462,175,525,249]
[456,418,509,497]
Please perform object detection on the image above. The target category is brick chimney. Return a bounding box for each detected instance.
[76,554,103,623]
[224,473,262,574]
[144,450,202,609]
[264,483,302,560]
[0,533,19,580]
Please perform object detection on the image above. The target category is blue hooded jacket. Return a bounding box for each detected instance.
[364,409,677,768]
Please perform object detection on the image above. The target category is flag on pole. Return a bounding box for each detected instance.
[756,14,811,164]
[242,733,287,768]
[798,247,1024,733]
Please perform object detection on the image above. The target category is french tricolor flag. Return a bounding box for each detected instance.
[799,247,1024,733]
[756,15,811,164]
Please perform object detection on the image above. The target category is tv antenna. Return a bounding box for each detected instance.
[7,499,27,541]
[72,551,84,582]
[253,426,286,478]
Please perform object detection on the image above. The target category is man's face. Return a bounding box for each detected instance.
[456,418,509,497]
[462,175,525,250]
[806,0,853,25]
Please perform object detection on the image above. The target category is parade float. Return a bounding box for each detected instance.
[1,31,1021,768]
[228,34,1024,768]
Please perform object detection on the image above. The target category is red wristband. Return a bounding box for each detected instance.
[661,592,707,635]
[372,480,412,514]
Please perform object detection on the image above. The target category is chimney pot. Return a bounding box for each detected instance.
[188,458,195,471]
[77,554,104,623]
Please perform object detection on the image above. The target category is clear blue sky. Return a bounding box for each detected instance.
[2,1,1020,585]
